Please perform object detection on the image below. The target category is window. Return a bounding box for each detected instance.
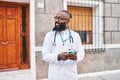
[68,6,93,44]
[21,5,30,69]
[64,0,104,50]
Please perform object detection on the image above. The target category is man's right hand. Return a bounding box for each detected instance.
[58,52,68,61]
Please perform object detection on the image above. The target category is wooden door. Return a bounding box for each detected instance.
[0,2,30,71]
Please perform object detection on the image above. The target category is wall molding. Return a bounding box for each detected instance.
[30,0,36,80]
[34,44,120,52]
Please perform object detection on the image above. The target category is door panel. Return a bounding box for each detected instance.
[7,44,17,64]
[6,7,16,17]
[5,6,18,69]
[0,19,3,41]
[0,45,4,65]
[6,19,16,41]
[0,6,4,16]
[0,6,4,69]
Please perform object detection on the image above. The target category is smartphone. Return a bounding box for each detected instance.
[68,49,76,54]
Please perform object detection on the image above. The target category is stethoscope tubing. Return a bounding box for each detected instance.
[52,28,73,46]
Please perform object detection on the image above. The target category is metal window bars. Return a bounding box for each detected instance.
[67,0,105,51]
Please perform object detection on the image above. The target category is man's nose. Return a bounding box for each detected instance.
[55,18,60,22]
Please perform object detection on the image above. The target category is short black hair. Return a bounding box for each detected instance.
[60,10,72,18]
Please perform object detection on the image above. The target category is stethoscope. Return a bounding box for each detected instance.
[52,28,73,46]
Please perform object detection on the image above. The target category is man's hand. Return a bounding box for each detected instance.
[68,53,77,60]
[58,52,68,61]
[58,52,77,61]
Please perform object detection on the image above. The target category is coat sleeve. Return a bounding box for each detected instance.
[42,33,59,64]
[75,33,85,63]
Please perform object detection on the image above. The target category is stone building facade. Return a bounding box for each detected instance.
[0,0,120,80]
[35,0,120,79]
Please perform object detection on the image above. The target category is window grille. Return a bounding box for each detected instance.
[66,0,105,51]
[21,6,27,64]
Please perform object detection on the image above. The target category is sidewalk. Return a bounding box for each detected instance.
[79,73,120,80]
[40,70,120,80]
[78,70,120,80]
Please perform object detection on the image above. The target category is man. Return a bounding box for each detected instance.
[42,10,85,80]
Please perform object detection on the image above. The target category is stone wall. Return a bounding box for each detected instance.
[78,49,120,74]
[104,0,120,44]
[35,0,120,79]
[35,0,63,46]
[35,0,120,45]
[36,51,48,79]
[36,49,120,79]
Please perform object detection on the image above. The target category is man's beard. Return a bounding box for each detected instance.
[53,22,66,32]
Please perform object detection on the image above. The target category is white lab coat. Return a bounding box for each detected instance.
[42,29,85,80]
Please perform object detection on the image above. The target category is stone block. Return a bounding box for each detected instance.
[35,31,47,46]
[45,0,63,14]
[104,32,112,44]
[119,19,120,31]
[105,18,118,31]
[36,51,48,79]
[112,32,120,44]
[37,72,48,79]
[35,14,56,46]
[104,4,111,17]
[35,0,45,14]
[103,49,120,70]
[77,53,105,73]
[112,4,120,17]
[35,14,54,32]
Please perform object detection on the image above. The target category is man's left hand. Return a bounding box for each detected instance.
[68,53,77,60]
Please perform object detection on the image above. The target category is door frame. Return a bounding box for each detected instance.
[30,0,36,80]
[0,1,30,70]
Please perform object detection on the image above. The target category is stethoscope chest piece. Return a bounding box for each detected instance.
[52,42,56,46]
